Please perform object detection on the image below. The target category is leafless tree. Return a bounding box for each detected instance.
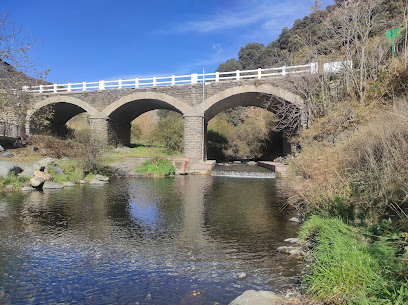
[0,13,51,138]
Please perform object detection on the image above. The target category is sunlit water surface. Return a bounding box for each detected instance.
[0,175,301,304]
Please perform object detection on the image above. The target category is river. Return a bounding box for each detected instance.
[0,173,301,304]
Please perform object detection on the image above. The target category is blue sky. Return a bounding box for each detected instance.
[2,0,333,84]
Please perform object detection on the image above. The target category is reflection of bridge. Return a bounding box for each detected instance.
[20,62,351,160]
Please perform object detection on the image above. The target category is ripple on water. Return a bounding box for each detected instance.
[0,176,301,304]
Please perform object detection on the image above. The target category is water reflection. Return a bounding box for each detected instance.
[0,176,301,304]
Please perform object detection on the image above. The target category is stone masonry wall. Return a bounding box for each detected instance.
[184,116,205,160]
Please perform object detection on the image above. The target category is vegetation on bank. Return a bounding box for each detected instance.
[135,158,175,176]
[0,173,29,192]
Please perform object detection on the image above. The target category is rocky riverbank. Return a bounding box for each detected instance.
[0,157,110,192]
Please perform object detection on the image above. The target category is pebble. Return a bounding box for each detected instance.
[236,272,247,279]
[284,238,300,244]
[288,217,300,223]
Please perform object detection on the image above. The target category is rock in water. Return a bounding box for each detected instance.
[236,272,247,279]
[21,186,35,192]
[284,238,300,244]
[289,217,300,223]
[89,179,108,185]
[229,290,282,305]
[62,181,75,187]
[277,246,300,253]
[94,174,109,181]
[42,181,64,189]
[30,177,45,188]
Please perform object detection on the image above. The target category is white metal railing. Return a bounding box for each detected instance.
[22,62,323,94]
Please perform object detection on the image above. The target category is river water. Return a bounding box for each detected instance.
[0,174,301,304]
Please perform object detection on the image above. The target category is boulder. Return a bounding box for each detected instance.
[21,186,35,192]
[0,161,22,178]
[78,180,87,184]
[36,158,55,168]
[89,179,108,185]
[247,161,257,166]
[0,145,4,152]
[30,177,45,188]
[30,145,38,152]
[16,163,36,178]
[94,174,109,181]
[45,166,64,175]
[229,290,282,305]
[34,171,51,181]
[62,181,75,187]
[42,181,64,189]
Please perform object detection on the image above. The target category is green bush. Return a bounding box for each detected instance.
[135,158,175,176]
[147,114,184,154]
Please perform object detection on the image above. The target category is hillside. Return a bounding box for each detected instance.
[215,0,408,304]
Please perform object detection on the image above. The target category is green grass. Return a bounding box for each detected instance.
[0,173,29,192]
[135,158,175,176]
[108,143,184,158]
[299,215,408,304]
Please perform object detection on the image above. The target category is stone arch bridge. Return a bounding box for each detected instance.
[24,65,316,160]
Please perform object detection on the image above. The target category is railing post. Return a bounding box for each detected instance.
[68,83,72,92]
[99,80,105,90]
[258,68,262,79]
[171,75,175,86]
[153,77,157,87]
[118,79,122,89]
[236,70,240,80]
[135,78,139,88]
[53,84,58,93]
[39,85,44,93]
[191,73,198,84]
[82,82,86,91]
[310,62,318,74]
[215,72,219,82]
[282,66,287,76]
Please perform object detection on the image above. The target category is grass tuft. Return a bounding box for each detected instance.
[135,158,175,176]
[299,215,408,304]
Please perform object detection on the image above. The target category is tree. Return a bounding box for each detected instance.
[216,58,242,72]
[0,13,50,138]
[238,43,265,69]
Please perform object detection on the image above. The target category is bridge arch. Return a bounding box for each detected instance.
[199,84,304,121]
[26,96,99,136]
[194,84,305,161]
[103,92,193,122]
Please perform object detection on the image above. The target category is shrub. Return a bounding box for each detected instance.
[148,114,184,154]
[135,158,174,176]
[289,102,408,224]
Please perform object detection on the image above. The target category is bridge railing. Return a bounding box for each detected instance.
[22,62,322,93]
